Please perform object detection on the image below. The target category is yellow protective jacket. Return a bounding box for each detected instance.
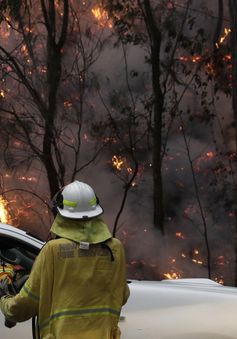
[0,224,129,338]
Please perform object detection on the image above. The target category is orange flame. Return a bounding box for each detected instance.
[0,196,11,224]
[111,155,136,177]
[206,151,215,159]
[163,272,181,279]
[179,55,202,63]
[112,155,124,171]
[176,232,185,239]
[216,28,231,48]
[91,6,113,28]
[192,259,203,265]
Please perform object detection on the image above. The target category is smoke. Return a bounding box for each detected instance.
[0,0,235,285]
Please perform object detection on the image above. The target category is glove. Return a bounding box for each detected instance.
[0,278,17,328]
[5,319,16,328]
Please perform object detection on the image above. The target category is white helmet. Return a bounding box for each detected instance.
[55,181,103,219]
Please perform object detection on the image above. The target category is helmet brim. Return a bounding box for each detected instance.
[57,204,103,219]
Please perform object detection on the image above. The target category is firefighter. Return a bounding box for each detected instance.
[0,180,130,339]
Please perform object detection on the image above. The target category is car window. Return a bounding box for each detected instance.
[0,236,39,270]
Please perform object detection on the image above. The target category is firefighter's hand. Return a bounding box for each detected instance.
[5,318,16,328]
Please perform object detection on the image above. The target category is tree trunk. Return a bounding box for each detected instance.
[41,0,69,197]
[142,0,165,233]
[229,0,237,286]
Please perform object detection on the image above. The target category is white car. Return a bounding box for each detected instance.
[0,223,237,339]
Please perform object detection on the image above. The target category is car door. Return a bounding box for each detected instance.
[0,223,44,338]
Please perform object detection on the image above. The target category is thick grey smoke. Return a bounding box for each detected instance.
[0,0,235,285]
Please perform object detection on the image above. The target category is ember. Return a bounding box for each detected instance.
[176,232,185,239]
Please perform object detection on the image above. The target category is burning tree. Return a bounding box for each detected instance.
[0,0,70,197]
[96,0,237,283]
[0,0,108,216]
[0,0,237,284]
[100,1,211,229]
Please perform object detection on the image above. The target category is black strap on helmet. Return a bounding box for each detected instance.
[56,190,64,209]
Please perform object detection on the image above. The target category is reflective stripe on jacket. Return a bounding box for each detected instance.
[0,237,130,339]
